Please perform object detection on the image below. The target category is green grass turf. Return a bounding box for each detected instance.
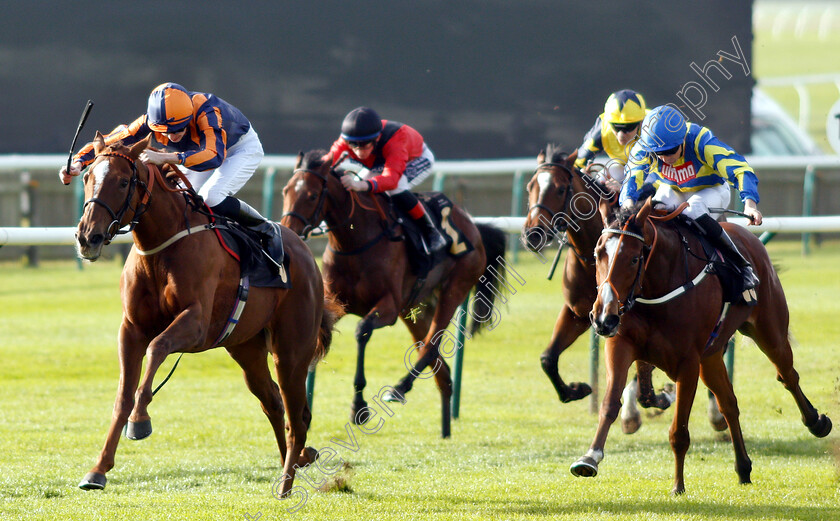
[0,238,837,520]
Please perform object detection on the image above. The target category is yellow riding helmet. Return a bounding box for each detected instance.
[603,89,647,125]
[146,83,194,133]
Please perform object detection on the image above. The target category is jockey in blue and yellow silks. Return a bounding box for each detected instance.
[620,105,763,290]
[575,89,648,189]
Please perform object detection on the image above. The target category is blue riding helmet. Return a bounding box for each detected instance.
[639,105,688,153]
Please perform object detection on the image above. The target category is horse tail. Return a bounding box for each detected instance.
[314,294,345,363]
[471,223,508,335]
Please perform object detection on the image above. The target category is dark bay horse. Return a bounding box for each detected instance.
[575,199,831,494]
[522,145,671,432]
[74,134,341,496]
[281,150,507,438]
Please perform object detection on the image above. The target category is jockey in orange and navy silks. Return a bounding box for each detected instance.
[620,104,762,290]
[324,106,446,254]
[575,89,648,189]
[59,82,285,268]
[68,83,252,175]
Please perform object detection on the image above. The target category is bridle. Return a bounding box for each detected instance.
[526,161,576,236]
[281,167,335,238]
[597,221,653,316]
[83,151,153,245]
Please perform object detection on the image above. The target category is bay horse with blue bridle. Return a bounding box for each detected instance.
[281,150,507,438]
[522,145,673,431]
[574,198,831,494]
[74,133,341,497]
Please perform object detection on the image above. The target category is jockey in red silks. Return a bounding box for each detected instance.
[324,106,446,254]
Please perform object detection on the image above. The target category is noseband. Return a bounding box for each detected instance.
[83,152,151,244]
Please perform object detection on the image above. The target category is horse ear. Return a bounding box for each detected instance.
[636,197,653,224]
[295,151,303,169]
[92,131,106,155]
[537,149,546,164]
[599,195,614,226]
[128,135,152,160]
[566,149,578,166]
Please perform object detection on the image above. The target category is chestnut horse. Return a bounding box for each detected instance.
[522,145,672,431]
[281,150,507,438]
[574,199,832,494]
[74,134,341,497]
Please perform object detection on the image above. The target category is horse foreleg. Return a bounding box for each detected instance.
[352,301,399,424]
[80,319,147,490]
[571,336,634,478]
[699,353,752,486]
[274,340,315,498]
[669,362,700,495]
[540,306,592,403]
[128,306,207,440]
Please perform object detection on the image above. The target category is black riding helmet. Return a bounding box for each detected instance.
[340,107,383,142]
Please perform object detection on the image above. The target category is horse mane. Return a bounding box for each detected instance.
[300,149,329,170]
[544,143,570,164]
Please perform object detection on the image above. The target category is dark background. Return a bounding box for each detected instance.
[1,1,753,159]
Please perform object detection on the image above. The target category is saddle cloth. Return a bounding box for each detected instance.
[398,192,474,277]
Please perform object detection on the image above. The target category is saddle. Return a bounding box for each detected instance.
[213,222,291,289]
[393,192,474,278]
[676,216,756,306]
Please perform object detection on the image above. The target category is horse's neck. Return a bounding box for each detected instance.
[132,170,204,251]
[565,182,605,264]
[642,221,696,294]
[325,188,390,249]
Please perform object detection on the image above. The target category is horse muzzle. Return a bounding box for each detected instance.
[590,309,620,338]
[75,230,105,261]
[522,226,554,253]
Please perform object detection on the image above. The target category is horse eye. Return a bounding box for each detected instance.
[557,186,566,194]
[307,193,317,202]
[630,256,640,265]
[120,178,130,188]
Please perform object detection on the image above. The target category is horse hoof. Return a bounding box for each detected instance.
[807,414,832,438]
[570,456,598,477]
[621,413,642,435]
[351,407,371,425]
[381,389,406,404]
[559,382,593,403]
[79,472,107,490]
[298,446,319,466]
[125,419,152,440]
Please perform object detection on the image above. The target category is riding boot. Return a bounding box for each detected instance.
[695,214,759,290]
[418,211,448,253]
[211,196,284,264]
[391,191,447,254]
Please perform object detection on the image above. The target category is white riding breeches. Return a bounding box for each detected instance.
[653,183,731,220]
[181,126,264,207]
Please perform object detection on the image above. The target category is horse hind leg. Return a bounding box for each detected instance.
[226,333,301,464]
[742,316,832,438]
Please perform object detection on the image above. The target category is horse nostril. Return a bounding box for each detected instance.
[604,314,620,331]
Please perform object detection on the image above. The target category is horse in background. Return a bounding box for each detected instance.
[574,198,831,494]
[74,134,341,497]
[521,144,673,432]
[281,150,508,438]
